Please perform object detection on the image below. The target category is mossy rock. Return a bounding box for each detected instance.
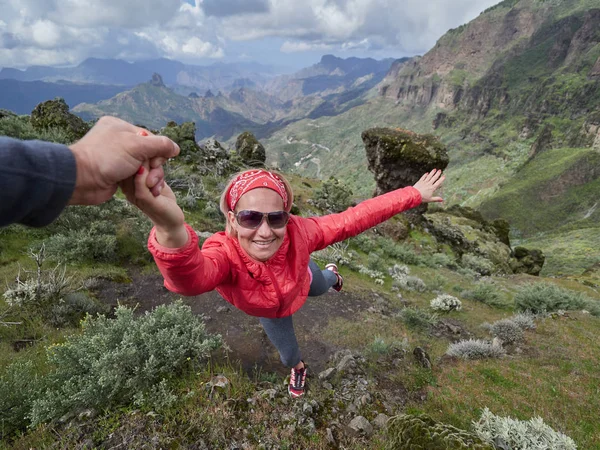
[384,414,494,450]
[362,127,449,195]
[510,246,545,276]
[236,131,266,167]
[160,121,199,158]
[30,98,90,141]
[425,211,513,273]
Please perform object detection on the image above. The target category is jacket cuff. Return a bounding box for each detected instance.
[148,223,196,258]
[404,186,422,205]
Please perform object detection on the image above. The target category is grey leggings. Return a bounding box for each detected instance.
[259,260,337,367]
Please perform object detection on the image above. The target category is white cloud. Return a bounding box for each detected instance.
[31,20,62,48]
[280,41,333,53]
[0,0,502,68]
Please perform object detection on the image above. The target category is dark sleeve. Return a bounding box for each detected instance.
[0,137,77,227]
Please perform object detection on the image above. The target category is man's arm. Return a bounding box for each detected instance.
[0,137,76,227]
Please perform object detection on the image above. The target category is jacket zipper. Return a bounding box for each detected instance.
[264,263,285,315]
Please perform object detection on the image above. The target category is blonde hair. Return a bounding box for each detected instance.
[219,169,294,237]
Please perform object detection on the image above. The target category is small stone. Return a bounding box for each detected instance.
[323,382,333,390]
[346,403,358,415]
[413,347,432,369]
[302,403,313,415]
[372,413,390,429]
[305,418,317,434]
[349,416,373,436]
[326,428,336,446]
[258,389,277,400]
[445,322,461,334]
[337,355,356,373]
[319,367,337,380]
[216,306,231,313]
[492,337,503,348]
[359,393,372,405]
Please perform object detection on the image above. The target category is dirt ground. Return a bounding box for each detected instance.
[93,270,371,376]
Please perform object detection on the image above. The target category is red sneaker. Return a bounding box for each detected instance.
[326,263,343,292]
[288,363,307,398]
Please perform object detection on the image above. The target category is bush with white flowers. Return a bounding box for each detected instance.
[430,294,462,312]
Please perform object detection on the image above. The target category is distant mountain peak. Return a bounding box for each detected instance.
[150,73,165,87]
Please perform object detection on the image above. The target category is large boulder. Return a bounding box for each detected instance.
[510,247,545,276]
[30,98,90,142]
[362,127,449,218]
[235,131,266,167]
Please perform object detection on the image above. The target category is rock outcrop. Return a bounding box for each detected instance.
[235,131,266,167]
[161,121,199,160]
[150,73,165,87]
[30,98,89,142]
[362,127,449,217]
[510,246,545,276]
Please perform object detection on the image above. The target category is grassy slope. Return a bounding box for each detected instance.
[2,167,600,448]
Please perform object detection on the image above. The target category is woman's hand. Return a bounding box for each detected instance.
[120,163,188,248]
[413,169,445,203]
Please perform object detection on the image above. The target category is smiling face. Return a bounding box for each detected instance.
[227,188,287,262]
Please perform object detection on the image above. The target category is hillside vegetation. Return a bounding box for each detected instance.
[263,0,600,276]
[1,110,600,449]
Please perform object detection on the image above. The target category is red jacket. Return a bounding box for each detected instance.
[148,186,422,318]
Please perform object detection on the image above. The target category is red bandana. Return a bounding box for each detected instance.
[226,170,289,211]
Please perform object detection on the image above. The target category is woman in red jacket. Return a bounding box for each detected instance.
[124,167,444,398]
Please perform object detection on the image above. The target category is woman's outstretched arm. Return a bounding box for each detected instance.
[301,169,445,252]
[121,162,230,295]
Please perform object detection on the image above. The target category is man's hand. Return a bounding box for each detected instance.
[413,169,445,203]
[68,116,180,205]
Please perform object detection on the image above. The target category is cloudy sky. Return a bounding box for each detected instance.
[0,0,500,70]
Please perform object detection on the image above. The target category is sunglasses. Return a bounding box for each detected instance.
[234,210,290,229]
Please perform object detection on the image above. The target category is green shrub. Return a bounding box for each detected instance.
[202,201,223,221]
[397,308,439,330]
[514,282,597,315]
[384,242,423,266]
[44,229,118,263]
[29,302,222,426]
[427,274,448,292]
[351,233,377,253]
[313,177,353,213]
[47,292,110,328]
[446,339,506,359]
[394,275,427,292]
[474,407,577,450]
[421,252,456,269]
[385,413,495,449]
[0,360,44,439]
[463,282,505,308]
[462,254,495,276]
[367,252,387,272]
[43,200,150,265]
[366,336,407,356]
